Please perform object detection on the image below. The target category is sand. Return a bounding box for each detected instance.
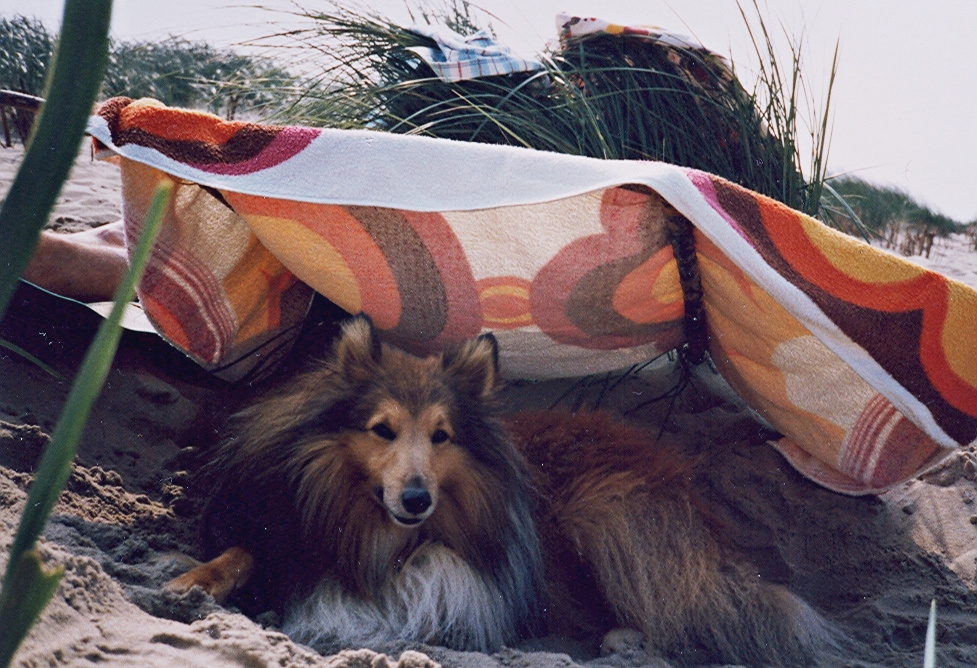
[2,142,977,667]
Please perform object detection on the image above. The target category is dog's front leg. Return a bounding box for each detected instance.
[167,546,255,603]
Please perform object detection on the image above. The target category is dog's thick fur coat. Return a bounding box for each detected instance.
[171,316,834,665]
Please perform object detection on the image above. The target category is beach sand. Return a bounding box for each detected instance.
[2,144,977,667]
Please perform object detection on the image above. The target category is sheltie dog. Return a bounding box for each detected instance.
[169,316,834,665]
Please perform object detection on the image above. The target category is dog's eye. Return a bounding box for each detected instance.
[431,429,450,445]
[370,423,397,441]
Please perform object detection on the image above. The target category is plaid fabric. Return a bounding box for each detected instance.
[406,26,543,83]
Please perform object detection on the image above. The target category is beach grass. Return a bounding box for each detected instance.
[0,0,113,658]
[829,174,964,255]
[0,1,174,665]
[259,0,858,232]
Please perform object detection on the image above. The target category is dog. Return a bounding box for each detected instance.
[169,315,834,664]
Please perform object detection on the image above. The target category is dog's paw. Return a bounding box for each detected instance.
[165,547,254,604]
[166,569,213,597]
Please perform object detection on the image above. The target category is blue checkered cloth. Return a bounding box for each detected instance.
[406,26,543,83]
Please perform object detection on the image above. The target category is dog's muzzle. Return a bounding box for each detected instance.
[376,482,435,527]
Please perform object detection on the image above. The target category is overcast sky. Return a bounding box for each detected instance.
[3,0,976,223]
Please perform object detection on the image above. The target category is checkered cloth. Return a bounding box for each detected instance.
[405,25,543,83]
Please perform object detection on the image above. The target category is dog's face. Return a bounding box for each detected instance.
[312,315,504,532]
[347,395,458,527]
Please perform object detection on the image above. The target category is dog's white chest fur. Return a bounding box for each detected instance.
[283,542,512,652]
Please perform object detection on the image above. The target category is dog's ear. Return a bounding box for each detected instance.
[333,314,382,379]
[442,333,501,401]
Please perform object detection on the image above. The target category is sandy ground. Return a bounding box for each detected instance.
[2,143,977,667]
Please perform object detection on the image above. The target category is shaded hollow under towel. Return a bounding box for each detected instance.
[86,97,977,495]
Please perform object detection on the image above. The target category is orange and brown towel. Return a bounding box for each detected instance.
[87,97,977,495]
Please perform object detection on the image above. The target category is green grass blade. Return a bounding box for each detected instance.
[0,552,63,666]
[0,0,113,322]
[0,179,173,667]
[4,178,172,569]
[0,339,66,381]
[924,598,937,668]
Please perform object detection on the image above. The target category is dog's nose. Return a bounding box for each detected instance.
[400,487,432,515]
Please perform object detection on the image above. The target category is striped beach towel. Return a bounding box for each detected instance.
[87,97,977,495]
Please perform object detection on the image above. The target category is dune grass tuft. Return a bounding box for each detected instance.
[261,1,860,233]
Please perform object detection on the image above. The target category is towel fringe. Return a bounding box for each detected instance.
[665,206,708,365]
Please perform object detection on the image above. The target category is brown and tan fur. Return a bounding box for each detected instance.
[170,316,835,664]
[509,409,835,663]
